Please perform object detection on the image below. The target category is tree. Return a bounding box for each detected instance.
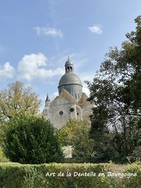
[86,16,141,163]
[0,81,41,121]
[3,116,64,164]
[58,119,93,159]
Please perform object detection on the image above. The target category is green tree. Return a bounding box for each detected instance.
[3,116,64,164]
[87,16,141,163]
[0,81,41,147]
[0,81,41,121]
[58,119,93,159]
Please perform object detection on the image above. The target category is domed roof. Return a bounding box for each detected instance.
[58,72,82,87]
[65,58,73,66]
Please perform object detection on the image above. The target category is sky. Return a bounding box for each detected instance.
[0,0,141,111]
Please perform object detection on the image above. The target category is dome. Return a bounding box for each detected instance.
[58,58,83,101]
[58,72,82,87]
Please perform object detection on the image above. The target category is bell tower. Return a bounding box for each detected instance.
[65,58,74,73]
[58,58,82,101]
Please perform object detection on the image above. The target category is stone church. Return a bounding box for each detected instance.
[43,58,93,129]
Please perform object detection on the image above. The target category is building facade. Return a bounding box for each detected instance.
[43,58,93,129]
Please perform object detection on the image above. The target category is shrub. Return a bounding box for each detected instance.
[58,119,93,160]
[122,164,141,188]
[0,147,9,162]
[3,116,64,164]
[0,163,119,188]
[1,163,140,188]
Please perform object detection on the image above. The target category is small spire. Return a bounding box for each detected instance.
[45,94,50,102]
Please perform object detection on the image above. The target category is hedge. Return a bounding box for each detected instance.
[0,163,140,188]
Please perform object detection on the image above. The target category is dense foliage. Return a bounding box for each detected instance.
[0,81,41,121]
[0,81,41,145]
[3,116,64,164]
[87,16,141,163]
[58,119,93,159]
[0,163,140,188]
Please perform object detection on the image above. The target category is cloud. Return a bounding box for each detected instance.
[83,84,90,97]
[0,62,15,81]
[18,53,64,81]
[78,71,95,97]
[88,24,102,34]
[50,91,58,100]
[34,26,63,38]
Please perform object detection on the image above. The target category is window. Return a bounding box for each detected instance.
[70,108,74,112]
[59,111,63,115]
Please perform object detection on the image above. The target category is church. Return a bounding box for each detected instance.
[43,58,93,129]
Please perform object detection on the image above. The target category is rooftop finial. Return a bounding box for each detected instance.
[68,56,70,61]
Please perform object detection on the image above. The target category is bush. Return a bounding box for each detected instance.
[0,163,140,188]
[3,116,64,164]
[0,147,9,162]
[0,163,117,188]
[122,164,141,188]
[58,119,93,159]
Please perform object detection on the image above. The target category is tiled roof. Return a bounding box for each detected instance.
[78,93,89,106]
[59,89,79,105]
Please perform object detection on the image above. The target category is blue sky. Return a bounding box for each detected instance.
[0,0,141,111]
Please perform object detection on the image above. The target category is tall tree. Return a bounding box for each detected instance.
[58,119,93,159]
[0,81,41,146]
[0,81,41,121]
[87,16,141,163]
